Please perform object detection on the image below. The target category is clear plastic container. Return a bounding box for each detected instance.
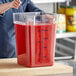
[13,12,56,67]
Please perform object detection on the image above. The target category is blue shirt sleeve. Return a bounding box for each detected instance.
[25,0,42,12]
[0,0,3,4]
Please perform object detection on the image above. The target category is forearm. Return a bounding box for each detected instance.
[0,2,12,14]
[0,0,21,14]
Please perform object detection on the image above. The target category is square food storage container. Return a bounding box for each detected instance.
[13,12,56,67]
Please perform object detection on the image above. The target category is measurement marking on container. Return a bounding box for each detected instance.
[42,30,48,31]
[43,56,47,58]
[38,30,49,32]
[38,30,41,32]
[43,47,47,48]
[38,41,41,43]
[43,38,48,39]
[38,53,40,56]
[37,41,43,43]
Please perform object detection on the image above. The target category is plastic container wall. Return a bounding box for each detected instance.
[13,12,56,67]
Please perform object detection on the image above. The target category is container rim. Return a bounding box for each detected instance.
[13,12,57,15]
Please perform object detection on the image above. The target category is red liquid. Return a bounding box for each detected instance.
[15,23,56,67]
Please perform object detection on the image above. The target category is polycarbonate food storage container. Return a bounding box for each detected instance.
[13,12,56,67]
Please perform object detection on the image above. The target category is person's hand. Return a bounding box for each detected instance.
[10,0,22,9]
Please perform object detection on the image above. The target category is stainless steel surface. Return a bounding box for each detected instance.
[73,61,76,76]
[66,0,71,6]
[55,56,73,60]
[56,33,76,60]
[66,1,70,6]
[62,38,76,60]
[56,42,73,53]
[56,32,76,39]
[74,42,76,60]
[63,38,75,43]
[53,3,57,13]
[56,50,69,56]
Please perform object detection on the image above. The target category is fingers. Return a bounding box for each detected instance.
[14,0,20,2]
[13,0,22,9]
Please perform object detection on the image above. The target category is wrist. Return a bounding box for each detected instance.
[8,2,13,8]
